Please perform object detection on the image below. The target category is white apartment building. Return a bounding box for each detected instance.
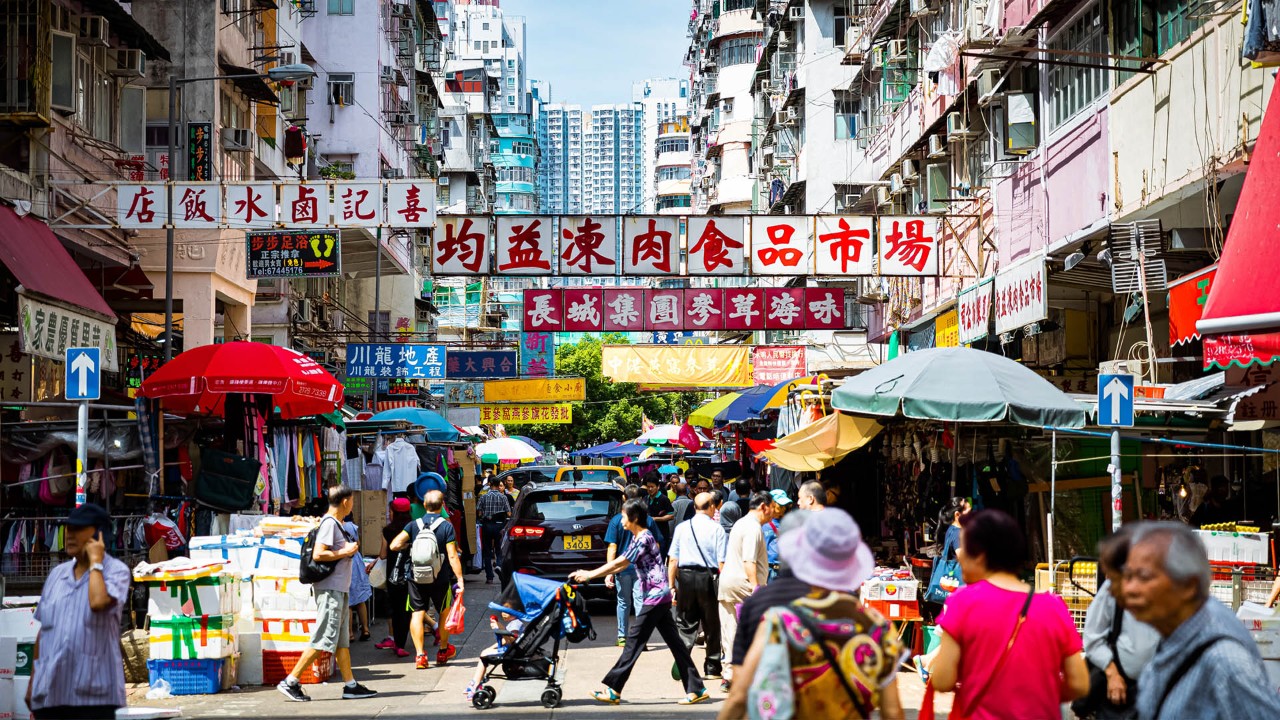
[585,104,644,214]
[632,78,690,212]
[539,103,586,213]
[655,116,693,214]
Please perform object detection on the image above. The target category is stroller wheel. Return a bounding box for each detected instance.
[541,687,562,708]
[472,686,496,709]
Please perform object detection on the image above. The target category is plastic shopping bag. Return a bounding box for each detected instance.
[444,587,466,635]
[367,558,387,589]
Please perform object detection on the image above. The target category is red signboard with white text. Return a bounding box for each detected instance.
[753,346,807,386]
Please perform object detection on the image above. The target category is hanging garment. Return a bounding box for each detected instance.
[383,437,421,493]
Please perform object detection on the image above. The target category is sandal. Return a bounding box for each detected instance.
[591,688,621,705]
[679,690,710,705]
[359,630,371,641]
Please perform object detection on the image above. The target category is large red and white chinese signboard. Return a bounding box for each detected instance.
[522,288,849,332]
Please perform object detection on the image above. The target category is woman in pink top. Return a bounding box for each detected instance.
[930,509,1089,720]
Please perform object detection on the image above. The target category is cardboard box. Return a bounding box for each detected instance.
[860,578,919,602]
[352,490,388,556]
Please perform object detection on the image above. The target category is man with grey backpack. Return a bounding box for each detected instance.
[390,490,465,669]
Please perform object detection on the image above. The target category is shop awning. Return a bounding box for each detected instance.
[1168,265,1216,347]
[1197,85,1280,368]
[689,392,743,428]
[218,59,279,105]
[0,206,115,320]
[716,385,776,424]
[762,413,882,472]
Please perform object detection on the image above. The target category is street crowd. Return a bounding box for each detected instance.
[19,469,1280,719]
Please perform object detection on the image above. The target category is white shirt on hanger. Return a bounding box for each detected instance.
[383,437,420,493]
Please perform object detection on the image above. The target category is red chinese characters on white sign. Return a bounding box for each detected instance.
[385,181,436,227]
[603,288,645,332]
[815,216,875,275]
[495,216,555,275]
[622,216,679,274]
[562,287,604,332]
[878,216,941,276]
[334,182,384,227]
[993,257,1047,334]
[117,184,168,229]
[687,217,747,275]
[958,279,993,345]
[522,289,563,332]
[171,183,220,228]
[434,216,491,274]
[751,217,813,275]
[224,183,276,228]
[279,183,332,228]
[559,215,617,275]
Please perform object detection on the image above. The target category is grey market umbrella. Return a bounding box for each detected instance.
[830,347,1087,428]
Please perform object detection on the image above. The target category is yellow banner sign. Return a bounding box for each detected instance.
[935,310,959,348]
[477,404,573,424]
[602,345,751,387]
[482,377,586,402]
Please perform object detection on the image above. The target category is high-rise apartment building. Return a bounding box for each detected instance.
[633,78,690,212]
[585,104,644,214]
[539,104,586,213]
[655,116,693,214]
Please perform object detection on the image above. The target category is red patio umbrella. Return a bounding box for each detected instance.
[137,341,344,419]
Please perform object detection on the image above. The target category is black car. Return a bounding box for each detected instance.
[498,481,622,596]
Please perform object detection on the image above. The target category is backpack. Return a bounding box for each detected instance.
[410,517,447,584]
[299,517,351,585]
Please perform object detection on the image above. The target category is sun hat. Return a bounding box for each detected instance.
[768,489,793,506]
[778,508,875,594]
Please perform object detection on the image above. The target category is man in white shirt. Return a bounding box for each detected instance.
[716,492,773,689]
[668,492,727,678]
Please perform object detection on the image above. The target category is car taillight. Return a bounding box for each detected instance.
[509,525,545,539]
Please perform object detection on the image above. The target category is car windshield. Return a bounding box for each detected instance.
[521,491,619,522]
[561,469,619,484]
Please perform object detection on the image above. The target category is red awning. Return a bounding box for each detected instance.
[1197,86,1280,367]
[0,206,116,320]
[1168,265,1216,346]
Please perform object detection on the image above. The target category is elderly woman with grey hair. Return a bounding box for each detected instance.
[1124,521,1280,720]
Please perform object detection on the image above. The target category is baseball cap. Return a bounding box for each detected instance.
[769,489,793,506]
[62,502,111,530]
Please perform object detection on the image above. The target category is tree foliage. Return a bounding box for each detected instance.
[504,335,702,450]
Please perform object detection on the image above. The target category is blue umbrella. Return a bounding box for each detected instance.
[716,385,776,424]
[369,407,460,442]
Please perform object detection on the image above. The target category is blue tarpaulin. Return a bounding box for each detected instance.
[600,442,647,458]
[572,441,621,457]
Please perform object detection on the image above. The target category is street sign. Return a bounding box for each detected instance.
[246,229,342,278]
[345,343,446,379]
[65,347,101,401]
[1098,373,1135,427]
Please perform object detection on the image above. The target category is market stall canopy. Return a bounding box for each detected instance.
[748,376,825,415]
[601,442,648,458]
[476,437,541,464]
[689,392,742,428]
[715,385,776,424]
[369,407,460,442]
[634,424,711,446]
[137,341,343,419]
[762,413,882,472]
[572,440,621,457]
[1196,84,1280,368]
[830,347,1087,428]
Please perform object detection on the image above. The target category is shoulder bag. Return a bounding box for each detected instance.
[922,585,1036,720]
[1072,600,1130,719]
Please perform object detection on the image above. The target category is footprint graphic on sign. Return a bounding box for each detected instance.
[323,236,335,257]
[310,236,322,258]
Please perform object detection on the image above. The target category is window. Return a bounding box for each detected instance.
[327,0,353,14]
[1113,0,1204,78]
[658,166,691,180]
[1046,3,1106,132]
[74,47,115,141]
[722,0,753,11]
[512,140,534,155]
[656,137,689,154]
[328,73,354,105]
[119,86,145,154]
[835,90,858,139]
[507,77,515,88]
[51,31,75,112]
[656,195,692,211]
[367,311,391,338]
[474,40,481,50]
[834,3,850,48]
[717,35,761,66]
[507,59,515,69]
[1005,92,1038,152]
[507,94,515,106]
[482,21,490,30]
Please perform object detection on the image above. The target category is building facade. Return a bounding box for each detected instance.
[632,77,691,212]
[538,103,586,213]
[585,103,644,214]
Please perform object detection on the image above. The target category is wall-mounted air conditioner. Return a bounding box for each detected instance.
[111,50,145,78]
[887,39,909,62]
[946,112,976,141]
[902,159,919,184]
[79,16,109,46]
[222,128,254,152]
[889,173,905,195]
[927,134,947,158]
[875,186,892,207]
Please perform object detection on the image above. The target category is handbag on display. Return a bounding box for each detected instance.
[194,448,262,512]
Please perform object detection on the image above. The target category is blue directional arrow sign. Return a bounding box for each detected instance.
[1098,373,1134,427]
[65,347,102,401]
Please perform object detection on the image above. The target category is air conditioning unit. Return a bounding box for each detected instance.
[417,308,433,323]
[111,49,145,78]
[843,193,861,209]
[902,159,919,184]
[79,16,109,47]
[1099,359,1139,377]
[789,5,806,20]
[391,0,410,16]
[946,112,976,141]
[784,107,799,123]
[875,186,892,207]
[294,299,313,324]
[889,173,905,195]
[221,128,254,152]
[970,1,991,38]
[390,112,417,125]
[700,177,712,188]
[778,31,792,46]
[870,46,886,69]
[381,67,398,84]
[977,68,1002,105]
[437,176,450,186]
[927,134,948,158]
[887,39,909,62]
[910,0,937,16]
[383,168,405,179]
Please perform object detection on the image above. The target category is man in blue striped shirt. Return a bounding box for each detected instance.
[29,503,131,720]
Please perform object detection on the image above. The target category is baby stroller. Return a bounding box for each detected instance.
[471,573,596,710]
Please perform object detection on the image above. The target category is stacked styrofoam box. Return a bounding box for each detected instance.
[1,600,39,720]
[1239,602,1280,694]
[133,560,242,693]
[1196,529,1270,565]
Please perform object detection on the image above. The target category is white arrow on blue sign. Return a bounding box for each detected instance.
[65,347,102,401]
[1097,373,1135,427]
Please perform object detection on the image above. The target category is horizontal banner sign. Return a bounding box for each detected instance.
[602,345,751,387]
[246,229,341,278]
[480,377,587,403]
[447,350,519,379]
[18,294,119,372]
[753,346,807,386]
[435,215,942,277]
[476,404,573,424]
[345,343,446,379]
[116,181,436,229]
[522,287,848,332]
[994,257,1048,334]
[443,381,486,404]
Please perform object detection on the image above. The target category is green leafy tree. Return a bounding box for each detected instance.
[504,334,702,450]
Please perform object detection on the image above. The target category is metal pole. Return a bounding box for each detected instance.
[1110,429,1123,531]
[75,400,88,507]
[1049,430,1056,569]
[371,227,382,413]
[164,73,178,362]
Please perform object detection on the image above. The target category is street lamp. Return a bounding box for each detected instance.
[163,64,317,361]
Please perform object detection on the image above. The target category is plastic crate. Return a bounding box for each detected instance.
[261,650,333,685]
[147,658,225,696]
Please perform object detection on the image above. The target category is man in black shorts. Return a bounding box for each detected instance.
[390,490,464,669]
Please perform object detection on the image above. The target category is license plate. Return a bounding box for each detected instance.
[563,535,591,551]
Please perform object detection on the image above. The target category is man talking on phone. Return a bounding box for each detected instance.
[28,503,132,720]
